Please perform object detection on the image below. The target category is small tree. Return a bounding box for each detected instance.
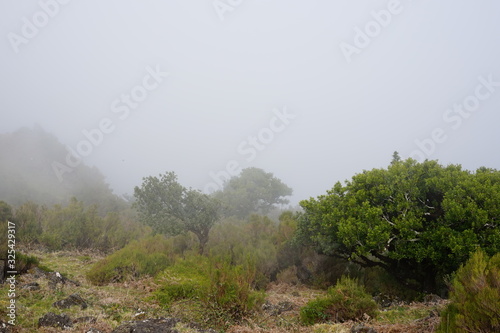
[214,167,293,218]
[134,171,220,254]
[297,158,500,293]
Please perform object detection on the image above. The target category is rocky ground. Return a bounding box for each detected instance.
[0,250,447,333]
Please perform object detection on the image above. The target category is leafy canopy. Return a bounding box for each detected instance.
[134,171,221,254]
[214,167,293,218]
[298,157,500,293]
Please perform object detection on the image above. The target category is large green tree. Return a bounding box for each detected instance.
[298,158,500,293]
[214,167,293,218]
[134,171,220,254]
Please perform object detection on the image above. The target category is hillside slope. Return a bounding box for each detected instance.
[0,126,124,211]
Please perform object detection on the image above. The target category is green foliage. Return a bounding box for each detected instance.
[86,235,173,285]
[377,305,436,324]
[208,215,281,289]
[300,276,378,325]
[298,158,500,293]
[362,266,421,302]
[13,199,147,251]
[438,249,500,333]
[134,171,221,254]
[154,256,208,306]
[205,259,264,324]
[15,252,39,273]
[0,201,13,255]
[41,198,102,249]
[13,201,43,244]
[214,167,293,218]
[155,255,264,329]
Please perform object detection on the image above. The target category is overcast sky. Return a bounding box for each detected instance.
[1,0,499,204]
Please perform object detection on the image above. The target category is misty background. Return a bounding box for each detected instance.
[1,0,499,204]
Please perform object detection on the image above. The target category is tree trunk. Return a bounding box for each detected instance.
[194,230,209,256]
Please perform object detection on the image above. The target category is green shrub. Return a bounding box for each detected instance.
[154,256,209,307]
[438,249,500,333]
[15,252,39,273]
[154,255,265,329]
[86,235,173,285]
[204,259,265,326]
[300,276,378,325]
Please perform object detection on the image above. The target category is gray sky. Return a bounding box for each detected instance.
[1,0,500,205]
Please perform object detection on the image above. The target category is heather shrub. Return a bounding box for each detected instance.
[86,235,173,285]
[300,276,378,325]
[438,249,500,333]
[204,259,265,326]
[155,255,264,329]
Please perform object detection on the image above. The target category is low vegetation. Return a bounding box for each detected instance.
[86,235,174,285]
[1,156,499,332]
[437,249,500,333]
[154,255,265,329]
[300,276,378,325]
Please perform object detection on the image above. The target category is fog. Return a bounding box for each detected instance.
[1,0,500,204]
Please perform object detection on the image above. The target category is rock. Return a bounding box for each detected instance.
[133,309,147,319]
[351,324,377,333]
[38,312,72,329]
[85,329,103,333]
[373,294,402,308]
[262,300,295,316]
[31,267,48,279]
[111,317,181,333]
[423,294,442,304]
[186,322,217,333]
[274,301,294,314]
[47,271,80,289]
[111,318,216,333]
[21,282,40,291]
[0,320,14,333]
[53,293,88,309]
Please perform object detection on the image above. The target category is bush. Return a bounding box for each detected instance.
[15,252,39,273]
[86,235,173,285]
[154,255,265,329]
[154,256,209,306]
[300,276,378,325]
[438,249,500,333]
[205,259,265,325]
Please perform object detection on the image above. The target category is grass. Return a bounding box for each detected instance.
[0,250,448,333]
[378,304,437,324]
[1,249,168,332]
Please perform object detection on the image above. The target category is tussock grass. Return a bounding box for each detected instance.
[3,250,449,333]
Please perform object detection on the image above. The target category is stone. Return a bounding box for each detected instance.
[262,300,295,316]
[351,324,377,333]
[85,329,103,333]
[53,293,88,309]
[47,271,80,289]
[21,282,40,291]
[423,294,442,304]
[111,317,180,333]
[38,312,72,329]
[111,318,217,333]
[0,320,14,333]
